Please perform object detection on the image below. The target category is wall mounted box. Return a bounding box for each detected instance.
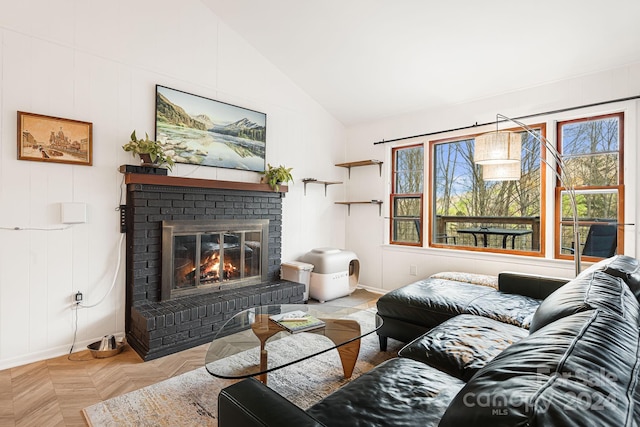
[61,202,87,224]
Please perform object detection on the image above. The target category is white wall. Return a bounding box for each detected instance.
[346,64,640,292]
[0,0,347,370]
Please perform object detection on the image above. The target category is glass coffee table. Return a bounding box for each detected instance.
[205,304,382,384]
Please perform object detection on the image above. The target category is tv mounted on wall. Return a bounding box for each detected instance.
[155,85,266,172]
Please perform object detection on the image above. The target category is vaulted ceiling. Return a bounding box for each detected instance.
[202,0,640,125]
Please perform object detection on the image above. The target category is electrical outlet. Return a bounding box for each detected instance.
[410,265,418,276]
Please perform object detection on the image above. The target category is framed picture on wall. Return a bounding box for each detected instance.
[17,111,93,166]
[155,85,266,172]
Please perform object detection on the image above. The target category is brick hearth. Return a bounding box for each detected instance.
[122,173,304,361]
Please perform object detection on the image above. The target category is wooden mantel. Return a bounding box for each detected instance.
[122,172,288,193]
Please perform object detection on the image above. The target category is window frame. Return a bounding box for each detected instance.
[427,125,547,256]
[390,144,424,246]
[554,112,625,261]
[389,112,626,262]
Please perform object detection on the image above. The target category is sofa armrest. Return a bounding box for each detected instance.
[218,378,325,427]
[498,271,569,300]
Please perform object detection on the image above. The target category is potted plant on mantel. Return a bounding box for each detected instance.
[260,163,293,191]
[122,131,175,171]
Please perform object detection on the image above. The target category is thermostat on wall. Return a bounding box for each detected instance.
[61,202,87,224]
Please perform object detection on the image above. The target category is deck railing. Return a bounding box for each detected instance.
[434,215,541,250]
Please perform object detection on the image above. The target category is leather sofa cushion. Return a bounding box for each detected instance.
[579,255,640,301]
[466,291,540,329]
[376,277,496,328]
[529,270,639,333]
[398,314,528,381]
[377,277,540,330]
[306,358,464,427]
[439,310,640,427]
[218,378,325,427]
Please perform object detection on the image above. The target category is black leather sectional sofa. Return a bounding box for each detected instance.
[217,255,640,427]
[375,269,569,350]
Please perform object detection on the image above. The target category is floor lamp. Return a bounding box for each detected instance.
[474,114,582,276]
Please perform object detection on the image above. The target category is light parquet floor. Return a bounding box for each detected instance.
[0,289,379,426]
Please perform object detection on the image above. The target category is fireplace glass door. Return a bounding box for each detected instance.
[162,220,269,300]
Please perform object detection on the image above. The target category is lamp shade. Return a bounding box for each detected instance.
[474,131,522,165]
[482,162,521,181]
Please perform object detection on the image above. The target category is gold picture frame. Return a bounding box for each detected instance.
[17,111,93,166]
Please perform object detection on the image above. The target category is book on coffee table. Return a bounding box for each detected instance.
[269,310,326,333]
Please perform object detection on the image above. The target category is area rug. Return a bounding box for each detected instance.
[83,313,401,426]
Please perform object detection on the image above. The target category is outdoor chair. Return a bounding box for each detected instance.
[567,223,617,258]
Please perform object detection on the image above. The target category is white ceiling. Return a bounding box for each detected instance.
[201,0,640,126]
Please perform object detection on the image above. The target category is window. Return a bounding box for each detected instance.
[556,113,624,259]
[392,113,625,259]
[430,126,544,253]
[390,145,424,245]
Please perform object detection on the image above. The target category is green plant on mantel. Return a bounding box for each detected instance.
[261,163,293,191]
[122,131,175,171]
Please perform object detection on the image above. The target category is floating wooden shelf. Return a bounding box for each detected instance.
[335,200,383,216]
[335,159,383,178]
[302,179,342,196]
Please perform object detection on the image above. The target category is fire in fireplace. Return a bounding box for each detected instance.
[161,219,269,300]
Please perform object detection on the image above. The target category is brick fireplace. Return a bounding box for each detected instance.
[122,172,304,360]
